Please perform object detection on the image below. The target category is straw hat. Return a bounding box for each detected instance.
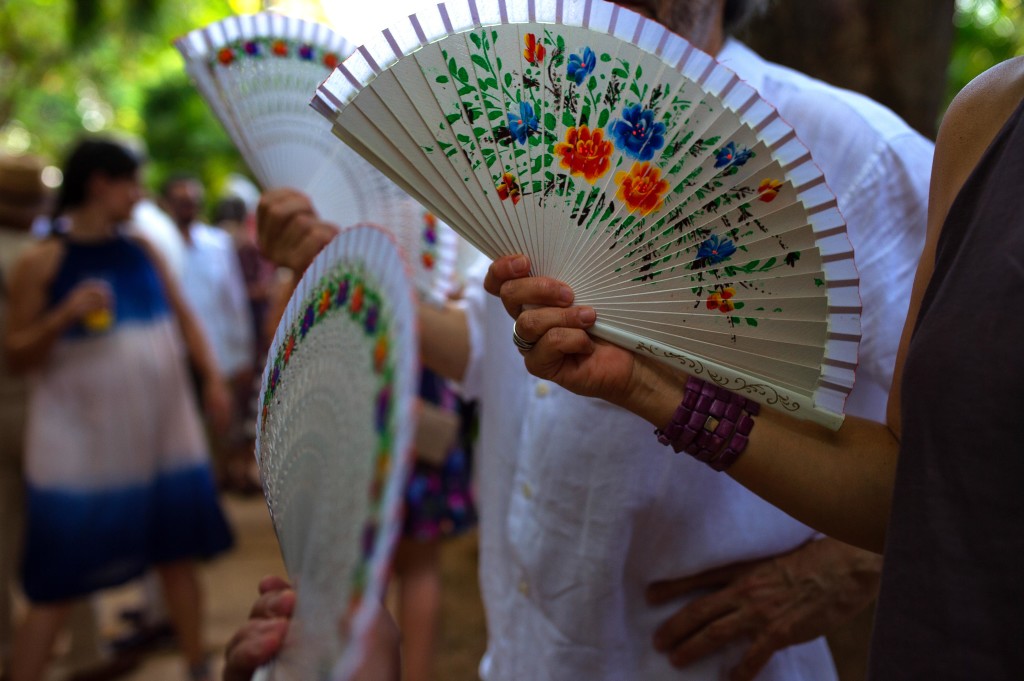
[0,153,50,230]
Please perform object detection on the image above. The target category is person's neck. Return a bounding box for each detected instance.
[66,206,117,241]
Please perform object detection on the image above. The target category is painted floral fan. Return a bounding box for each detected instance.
[311,0,861,428]
[254,225,418,680]
[175,12,459,304]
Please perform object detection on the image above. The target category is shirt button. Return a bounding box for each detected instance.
[521,482,533,499]
[535,382,550,397]
[518,580,529,596]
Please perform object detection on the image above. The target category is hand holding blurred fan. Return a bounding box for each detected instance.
[254,225,418,680]
[312,0,861,428]
[175,12,459,303]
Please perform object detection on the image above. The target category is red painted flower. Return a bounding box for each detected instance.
[283,334,295,361]
[523,33,546,64]
[706,287,737,313]
[496,173,522,204]
[272,39,288,56]
[614,162,670,216]
[421,251,436,269]
[323,52,339,69]
[374,336,388,373]
[757,178,783,202]
[351,283,364,313]
[555,126,613,183]
[217,47,234,65]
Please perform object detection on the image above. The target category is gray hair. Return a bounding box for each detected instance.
[723,0,771,33]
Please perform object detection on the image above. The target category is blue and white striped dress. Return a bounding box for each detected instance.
[21,234,233,603]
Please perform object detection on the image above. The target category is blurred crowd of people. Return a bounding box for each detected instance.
[0,133,479,681]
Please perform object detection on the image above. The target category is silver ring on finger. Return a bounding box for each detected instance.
[512,319,536,354]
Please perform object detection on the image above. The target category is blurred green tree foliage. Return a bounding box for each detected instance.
[949,0,1024,103]
[0,0,256,198]
[1,0,1021,199]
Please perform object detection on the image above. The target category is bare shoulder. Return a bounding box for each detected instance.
[9,238,65,292]
[932,57,1024,212]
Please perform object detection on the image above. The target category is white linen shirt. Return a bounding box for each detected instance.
[458,39,933,681]
[180,223,253,377]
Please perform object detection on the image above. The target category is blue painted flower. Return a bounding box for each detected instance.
[336,278,350,305]
[244,40,260,56]
[696,234,737,264]
[507,101,539,145]
[376,386,391,431]
[365,305,379,334]
[611,104,666,161]
[714,141,753,169]
[566,47,597,85]
[301,304,315,337]
[299,44,315,60]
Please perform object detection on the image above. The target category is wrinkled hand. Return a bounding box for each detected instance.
[256,188,338,273]
[223,576,295,681]
[222,576,401,681]
[484,254,646,403]
[647,538,882,681]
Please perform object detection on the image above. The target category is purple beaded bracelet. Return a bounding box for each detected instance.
[655,376,760,471]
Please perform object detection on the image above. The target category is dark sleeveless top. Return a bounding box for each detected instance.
[869,97,1024,678]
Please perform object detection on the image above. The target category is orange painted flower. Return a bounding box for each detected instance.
[323,52,339,69]
[318,289,331,315]
[554,126,613,183]
[217,47,234,65]
[272,39,288,56]
[496,173,522,204]
[283,334,296,362]
[351,284,364,313]
[614,162,670,216]
[706,287,737,313]
[421,251,436,269]
[523,33,546,64]
[757,178,783,202]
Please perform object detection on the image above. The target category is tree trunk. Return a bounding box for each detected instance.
[737,0,956,139]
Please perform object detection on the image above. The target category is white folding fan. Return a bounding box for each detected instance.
[255,224,418,681]
[311,0,861,428]
[174,12,459,304]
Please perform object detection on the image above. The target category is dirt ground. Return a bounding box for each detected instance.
[46,493,869,681]
[40,494,487,681]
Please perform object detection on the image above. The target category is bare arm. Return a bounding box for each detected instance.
[4,241,111,372]
[484,57,1024,552]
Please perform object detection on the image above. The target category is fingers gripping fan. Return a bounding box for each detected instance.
[312,0,861,428]
[175,12,459,305]
[254,225,418,680]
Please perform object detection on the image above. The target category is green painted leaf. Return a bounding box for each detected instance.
[635,64,643,79]
[611,67,628,78]
[488,109,504,121]
[597,109,610,128]
[504,72,513,88]
[599,53,612,62]
[471,54,489,70]
[588,75,598,92]
[457,85,475,96]
[473,127,487,138]
[436,75,450,84]
[562,110,576,127]
[457,66,470,83]
[470,33,481,48]
[544,112,557,130]
[745,318,758,327]
[531,155,544,173]
[445,113,461,124]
